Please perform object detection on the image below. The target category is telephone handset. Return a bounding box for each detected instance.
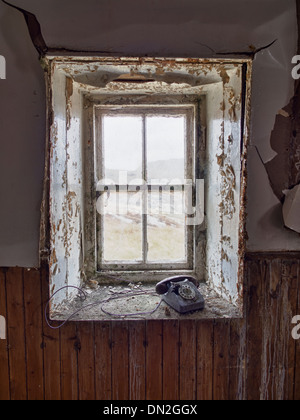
[156,275,205,314]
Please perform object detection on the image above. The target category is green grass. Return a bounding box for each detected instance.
[103,215,185,262]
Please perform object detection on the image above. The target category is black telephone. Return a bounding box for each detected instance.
[156,275,205,314]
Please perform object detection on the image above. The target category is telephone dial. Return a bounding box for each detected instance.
[156,275,205,314]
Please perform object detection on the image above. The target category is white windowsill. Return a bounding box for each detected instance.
[49,282,242,322]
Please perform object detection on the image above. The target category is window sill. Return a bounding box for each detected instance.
[49,282,242,322]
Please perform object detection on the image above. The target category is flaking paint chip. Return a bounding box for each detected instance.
[277,109,290,118]
[282,185,300,233]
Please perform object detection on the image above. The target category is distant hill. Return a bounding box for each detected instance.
[104,158,184,183]
[147,159,185,181]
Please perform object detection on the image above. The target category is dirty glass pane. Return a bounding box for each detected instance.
[146,116,185,182]
[102,191,143,261]
[103,116,143,183]
[147,189,186,262]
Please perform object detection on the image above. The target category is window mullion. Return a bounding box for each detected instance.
[142,114,148,264]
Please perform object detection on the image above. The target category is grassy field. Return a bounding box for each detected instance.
[103,214,185,262]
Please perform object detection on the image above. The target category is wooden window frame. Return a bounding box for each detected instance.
[94,105,196,272]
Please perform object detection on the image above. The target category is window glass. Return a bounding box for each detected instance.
[147,189,186,262]
[99,109,190,267]
[146,115,185,181]
[103,116,143,183]
[103,191,143,261]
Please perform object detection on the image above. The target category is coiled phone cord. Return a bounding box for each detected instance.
[45,285,163,330]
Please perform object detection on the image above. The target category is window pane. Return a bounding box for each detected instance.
[146,116,185,182]
[147,189,186,262]
[103,116,143,183]
[102,191,143,262]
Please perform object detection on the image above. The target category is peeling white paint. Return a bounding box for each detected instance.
[282,185,300,234]
[277,109,290,118]
[48,66,84,309]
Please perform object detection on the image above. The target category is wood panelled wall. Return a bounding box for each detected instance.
[0,254,299,400]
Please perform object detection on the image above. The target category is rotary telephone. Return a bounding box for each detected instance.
[156,275,205,314]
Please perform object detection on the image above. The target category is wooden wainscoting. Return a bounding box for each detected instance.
[0,254,299,400]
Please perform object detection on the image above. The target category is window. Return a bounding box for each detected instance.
[95,106,195,271]
[43,56,251,319]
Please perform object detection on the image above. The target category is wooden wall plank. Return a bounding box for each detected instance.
[0,269,10,400]
[295,336,300,400]
[145,320,163,400]
[60,322,78,400]
[213,320,230,400]
[282,260,299,400]
[229,319,246,400]
[294,261,300,400]
[0,253,300,400]
[111,322,129,400]
[266,259,283,400]
[196,320,214,400]
[41,264,61,400]
[95,322,112,400]
[23,268,44,400]
[246,259,263,400]
[162,320,179,400]
[179,320,197,400]
[76,322,96,400]
[129,320,146,400]
[6,267,27,400]
[259,259,275,400]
